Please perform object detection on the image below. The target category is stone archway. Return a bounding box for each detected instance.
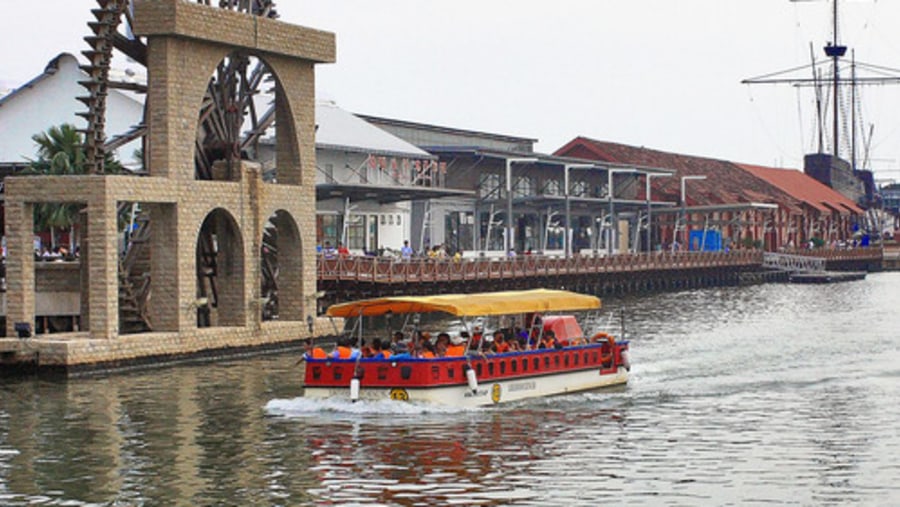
[196,208,245,328]
[261,210,303,321]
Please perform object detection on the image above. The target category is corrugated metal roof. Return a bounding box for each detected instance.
[555,137,803,214]
[737,163,864,215]
[315,101,434,159]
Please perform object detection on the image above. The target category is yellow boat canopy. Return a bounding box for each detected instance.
[326,289,601,318]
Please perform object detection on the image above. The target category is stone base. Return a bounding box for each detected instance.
[0,317,340,376]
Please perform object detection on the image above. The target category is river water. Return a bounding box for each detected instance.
[1,273,899,506]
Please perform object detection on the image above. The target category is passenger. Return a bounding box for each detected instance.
[372,338,391,359]
[435,332,451,356]
[360,339,375,358]
[419,341,437,359]
[472,325,483,347]
[303,338,328,359]
[391,341,412,359]
[492,331,511,354]
[371,338,391,359]
[538,330,562,350]
[332,337,360,359]
[445,334,467,357]
[391,331,405,346]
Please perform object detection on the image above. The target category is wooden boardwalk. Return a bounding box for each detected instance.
[318,251,763,284]
[316,248,883,304]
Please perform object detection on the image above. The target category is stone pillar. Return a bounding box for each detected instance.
[245,162,263,330]
[4,201,35,337]
[148,203,180,331]
[144,36,217,181]
[87,196,120,339]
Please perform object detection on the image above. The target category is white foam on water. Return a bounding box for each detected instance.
[264,396,477,420]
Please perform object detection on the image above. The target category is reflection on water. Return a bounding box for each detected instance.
[2,274,900,505]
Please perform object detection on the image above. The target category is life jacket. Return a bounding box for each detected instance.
[310,348,327,359]
[494,341,510,353]
[445,344,466,357]
[336,346,353,359]
[420,350,436,359]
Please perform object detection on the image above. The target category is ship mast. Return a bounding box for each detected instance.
[823,0,846,161]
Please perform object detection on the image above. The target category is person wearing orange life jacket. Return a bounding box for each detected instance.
[371,338,391,359]
[303,339,328,359]
[435,332,451,356]
[444,334,467,357]
[492,331,511,354]
[331,337,360,359]
[538,330,562,350]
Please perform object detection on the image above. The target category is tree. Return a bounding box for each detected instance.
[26,124,123,250]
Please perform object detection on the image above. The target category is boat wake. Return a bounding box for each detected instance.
[265,396,477,419]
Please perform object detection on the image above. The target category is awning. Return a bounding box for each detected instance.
[326,289,601,318]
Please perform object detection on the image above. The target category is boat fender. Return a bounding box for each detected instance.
[350,377,361,403]
[621,350,631,371]
[464,365,479,393]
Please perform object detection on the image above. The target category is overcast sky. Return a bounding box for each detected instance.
[4,1,900,179]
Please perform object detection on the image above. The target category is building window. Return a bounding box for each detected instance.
[346,214,365,249]
[316,215,340,248]
[544,178,562,196]
[513,176,534,199]
[572,180,587,197]
[478,173,502,199]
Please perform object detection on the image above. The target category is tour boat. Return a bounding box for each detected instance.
[303,289,630,407]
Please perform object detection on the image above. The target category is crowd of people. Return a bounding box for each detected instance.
[304,323,602,361]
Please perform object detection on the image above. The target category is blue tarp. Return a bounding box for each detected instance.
[689,230,722,251]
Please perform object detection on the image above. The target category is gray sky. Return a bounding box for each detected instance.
[4,1,900,178]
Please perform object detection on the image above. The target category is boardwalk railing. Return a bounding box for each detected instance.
[762,252,826,272]
[318,251,763,284]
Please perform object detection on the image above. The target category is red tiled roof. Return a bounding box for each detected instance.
[737,163,863,215]
[554,137,803,213]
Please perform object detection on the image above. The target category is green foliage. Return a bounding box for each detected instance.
[25,124,123,236]
[737,236,765,250]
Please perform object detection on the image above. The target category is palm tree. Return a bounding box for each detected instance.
[26,124,123,250]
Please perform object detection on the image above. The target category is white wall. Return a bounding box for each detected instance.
[0,54,143,168]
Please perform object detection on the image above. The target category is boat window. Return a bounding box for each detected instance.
[592,352,598,363]
[583,352,589,364]
[564,354,570,367]
[511,360,517,373]
[476,363,483,377]
[312,366,322,380]
[500,361,506,375]
[333,366,343,380]
[574,353,580,366]
[554,355,561,367]
[533,357,540,370]
[431,365,441,381]
[448,367,456,379]
[544,356,550,369]
[522,358,528,372]
[377,366,388,380]
[488,362,495,376]
[400,365,412,380]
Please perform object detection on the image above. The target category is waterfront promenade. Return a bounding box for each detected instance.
[316,247,881,304]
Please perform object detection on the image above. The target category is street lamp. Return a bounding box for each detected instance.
[563,163,594,258]
[607,168,637,254]
[505,157,537,254]
[645,173,672,253]
[678,175,706,250]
